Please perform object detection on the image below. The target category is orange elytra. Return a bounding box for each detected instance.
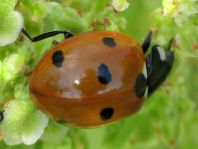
[21,29,174,127]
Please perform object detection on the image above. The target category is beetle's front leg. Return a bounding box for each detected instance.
[142,31,152,53]
[146,39,174,96]
[21,28,73,42]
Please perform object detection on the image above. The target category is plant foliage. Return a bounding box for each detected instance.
[0,0,197,148]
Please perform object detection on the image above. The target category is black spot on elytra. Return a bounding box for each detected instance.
[102,37,116,47]
[100,107,114,121]
[52,50,64,67]
[135,73,147,97]
[98,64,112,84]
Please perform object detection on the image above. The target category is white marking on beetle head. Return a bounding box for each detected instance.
[142,63,147,79]
[144,87,148,98]
[157,46,166,61]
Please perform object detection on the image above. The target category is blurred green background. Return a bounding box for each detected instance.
[0,0,198,149]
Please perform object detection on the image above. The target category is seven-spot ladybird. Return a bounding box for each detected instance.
[22,29,174,127]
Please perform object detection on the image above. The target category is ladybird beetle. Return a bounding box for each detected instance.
[22,28,174,127]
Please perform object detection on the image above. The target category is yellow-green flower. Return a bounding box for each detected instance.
[112,0,129,12]
[0,0,23,46]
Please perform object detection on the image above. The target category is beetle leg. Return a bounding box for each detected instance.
[146,39,174,96]
[142,31,152,54]
[0,110,4,122]
[21,28,73,42]
[52,40,59,45]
